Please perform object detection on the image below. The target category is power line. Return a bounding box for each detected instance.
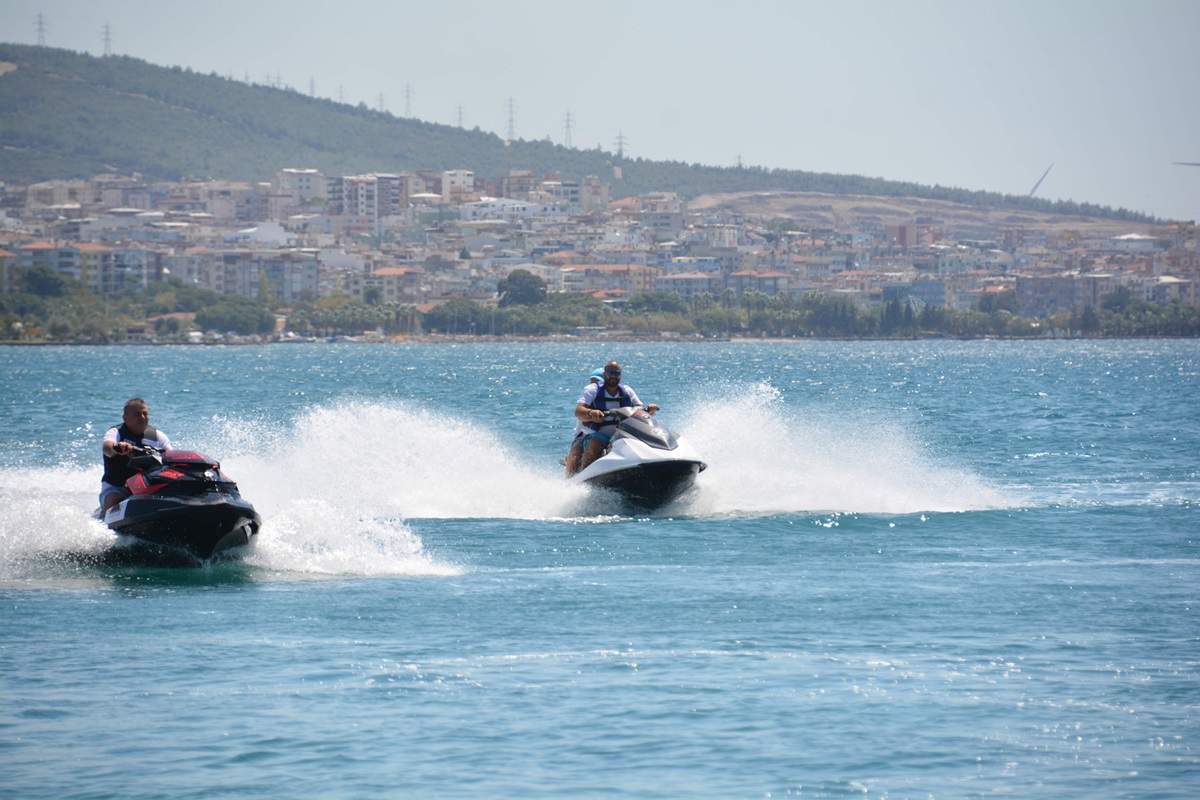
[614,130,628,159]
[35,12,46,46]
[102,22,112,56]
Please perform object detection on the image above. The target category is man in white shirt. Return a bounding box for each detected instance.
[568,361,658,475]
[99,398,172,511]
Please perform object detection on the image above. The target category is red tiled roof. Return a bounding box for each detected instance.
[541,250,581,264]
[373,267,420,277]
[20,241,58,250]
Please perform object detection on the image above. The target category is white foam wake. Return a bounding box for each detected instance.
[676,383,1015,515]
[210,401,590,521]
[0,391,1019,579]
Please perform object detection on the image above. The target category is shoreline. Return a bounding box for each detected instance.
[3,333,1199,347]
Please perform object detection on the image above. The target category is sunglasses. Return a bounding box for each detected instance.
[604,371,621,378]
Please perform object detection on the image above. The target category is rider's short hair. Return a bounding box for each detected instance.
[123,397,148,416]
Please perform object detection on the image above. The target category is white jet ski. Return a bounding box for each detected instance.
[570,407,706,509]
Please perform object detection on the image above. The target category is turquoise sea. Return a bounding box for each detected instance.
[1,340,1197,798]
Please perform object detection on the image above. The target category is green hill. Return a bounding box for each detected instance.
[0,43,1156,223]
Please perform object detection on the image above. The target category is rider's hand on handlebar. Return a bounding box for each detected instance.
[114,441,133,455]
[590,409,605,422]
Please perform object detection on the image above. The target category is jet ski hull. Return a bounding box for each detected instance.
[102,493,261,561]
[582,459,704,510]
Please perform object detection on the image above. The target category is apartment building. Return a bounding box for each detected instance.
[442,170,476,204]
[561,263,657,294]
[1015,272,1118,316]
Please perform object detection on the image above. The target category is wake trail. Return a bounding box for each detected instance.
[1,390,1027,579]
[675,384,1016,515]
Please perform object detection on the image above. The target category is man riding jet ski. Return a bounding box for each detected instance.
[95,398,260,560]
[566,362,706,509]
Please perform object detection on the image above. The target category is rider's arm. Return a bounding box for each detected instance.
[575,403,604,422]
[575,384,604,422]
[626,387,659,415]
[102,428,131,457]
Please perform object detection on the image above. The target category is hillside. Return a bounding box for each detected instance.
[0,43,1158,223]
[690,191,1164,239]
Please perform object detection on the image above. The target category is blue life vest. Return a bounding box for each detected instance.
[585,383,635,428]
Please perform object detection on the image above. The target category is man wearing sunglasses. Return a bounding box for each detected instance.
[568,360,658,475]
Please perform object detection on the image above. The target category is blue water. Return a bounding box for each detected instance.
[1,341,1197,798]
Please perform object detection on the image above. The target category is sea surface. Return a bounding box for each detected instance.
[0,340,1196,798]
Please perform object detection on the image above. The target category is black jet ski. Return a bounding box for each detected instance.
[95,446,261,561]
[570,407,706,510]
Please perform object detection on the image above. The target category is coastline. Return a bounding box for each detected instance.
[3,333,1199,347]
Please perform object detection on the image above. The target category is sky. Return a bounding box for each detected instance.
[3,0,1199,221]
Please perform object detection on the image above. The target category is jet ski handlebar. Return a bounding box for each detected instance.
[599,407,653,424]
[117,443,162,456]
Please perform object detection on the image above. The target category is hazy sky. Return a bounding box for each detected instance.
[4,0,1198,220]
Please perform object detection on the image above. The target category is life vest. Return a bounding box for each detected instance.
[585,383,635,429]
[102,423,160,487]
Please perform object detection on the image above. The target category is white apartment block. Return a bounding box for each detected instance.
[442,170,475,203]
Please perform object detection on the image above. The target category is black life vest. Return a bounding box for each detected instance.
[102,423,159,486]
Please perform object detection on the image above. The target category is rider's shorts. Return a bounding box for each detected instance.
[99,482,130,509]
[582,424,618,447]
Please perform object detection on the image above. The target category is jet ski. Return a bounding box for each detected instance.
[95,446,261,561]
[570,407,706,510]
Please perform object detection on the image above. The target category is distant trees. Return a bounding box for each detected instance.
[977,290,1017,314]
[497,269,547,307]
[4,274,1200,342]
[22,266,69,297]
[194,298,275,335]
[627,292,688,314]
[422,298,489,334]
